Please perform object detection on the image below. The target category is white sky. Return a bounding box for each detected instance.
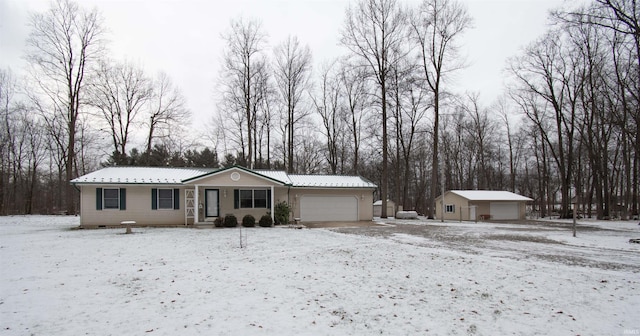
[0,0,569,130]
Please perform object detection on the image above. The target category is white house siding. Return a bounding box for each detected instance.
[79,185,187,227]
[436,193,470,221]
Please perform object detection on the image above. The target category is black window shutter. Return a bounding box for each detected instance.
[96,188,103,210]
[266,189,271,209]
[151,188,158,210]
[119,188,126,210]
[234,189,239,209]
[173,189,180,210]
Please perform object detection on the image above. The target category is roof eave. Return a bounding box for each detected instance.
[182,165,289,185]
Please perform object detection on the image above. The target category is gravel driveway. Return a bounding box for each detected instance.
[319,218,640,272]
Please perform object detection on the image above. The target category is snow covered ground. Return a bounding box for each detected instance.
[1,216,638,335]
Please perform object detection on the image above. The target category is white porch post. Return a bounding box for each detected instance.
[270,186,274,222]
[194,185,199,224]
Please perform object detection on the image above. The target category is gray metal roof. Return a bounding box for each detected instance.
[288,174,377,188]
[71,167,214,185]
[72,166,377,189]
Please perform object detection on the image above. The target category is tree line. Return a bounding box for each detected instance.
[1,0,638,220]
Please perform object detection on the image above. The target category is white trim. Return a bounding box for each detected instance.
[270,186,274,222]
[194,185,199,223]
[445,204,455,213]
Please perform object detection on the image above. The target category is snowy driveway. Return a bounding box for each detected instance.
[332,218,640,271]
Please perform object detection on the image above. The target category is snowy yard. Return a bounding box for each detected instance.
[1,216,639,335]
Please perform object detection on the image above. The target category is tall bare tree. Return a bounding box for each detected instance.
[91,60,151,163]
[410,0,472,218]
[220,17,267,169]
[312,61,347,174]
[338,63,369,175]
[0,69,18,214]
[273,35,313,173]
[146,71,190,154]
[25,0,104,214]
[509,31,583,218]
[554,0,640,218]
[341,0,405,218]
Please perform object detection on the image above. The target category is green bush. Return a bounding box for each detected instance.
[223,214,238,227]
[242,214,256,227]
[213,217,223,227]
[259,214,273,227]
[274,201,291,225]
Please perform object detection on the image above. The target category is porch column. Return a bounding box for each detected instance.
[270,186,274,222]
[194,185,199,224]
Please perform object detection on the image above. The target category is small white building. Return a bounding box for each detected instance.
[373,200,396,217]
[435,190,533,221]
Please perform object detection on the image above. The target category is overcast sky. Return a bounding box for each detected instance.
[1,0,569,129]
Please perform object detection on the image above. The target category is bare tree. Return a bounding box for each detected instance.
[554,0,640,218]
[273,35,313,173]
[397,69,429,209]
[459,92,497,189]
[0,69,18,214]
[25,0,104,214]
[255,67,276,168]
[146,71,190,154]
[341,0,406,218]
[510,30,583,218]
[495,97,522,193]
[219,17,267,169]
[91,60,151,163]
[312,61,347,174]
[410,0,472,218]
[339,63,369,175]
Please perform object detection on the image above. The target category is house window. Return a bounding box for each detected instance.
[445,204,455,213]
[158,189,174,209]
[236,189,269,209]
[254,190,267,208]
[239,190,253,208]
[151,188,179,210]
[103,188,120,210]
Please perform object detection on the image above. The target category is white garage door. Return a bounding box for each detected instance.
[490,202,519,220]
[300,196,358,222]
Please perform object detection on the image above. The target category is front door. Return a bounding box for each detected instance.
[205,189,219,217]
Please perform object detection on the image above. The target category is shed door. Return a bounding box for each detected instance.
[490,202,519,220]
[300,196,358,222]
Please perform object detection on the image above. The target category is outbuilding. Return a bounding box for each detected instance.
[71,165,376,227]
[435,190,533,221]
[373,199,396,217]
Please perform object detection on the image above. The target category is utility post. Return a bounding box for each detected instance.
[572,198,577,238]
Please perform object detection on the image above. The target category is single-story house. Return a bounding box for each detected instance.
[373,199,396,217]
[71,165,377,228]
[435,190,533,221]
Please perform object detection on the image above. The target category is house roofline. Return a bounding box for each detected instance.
[181,165,291,186]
